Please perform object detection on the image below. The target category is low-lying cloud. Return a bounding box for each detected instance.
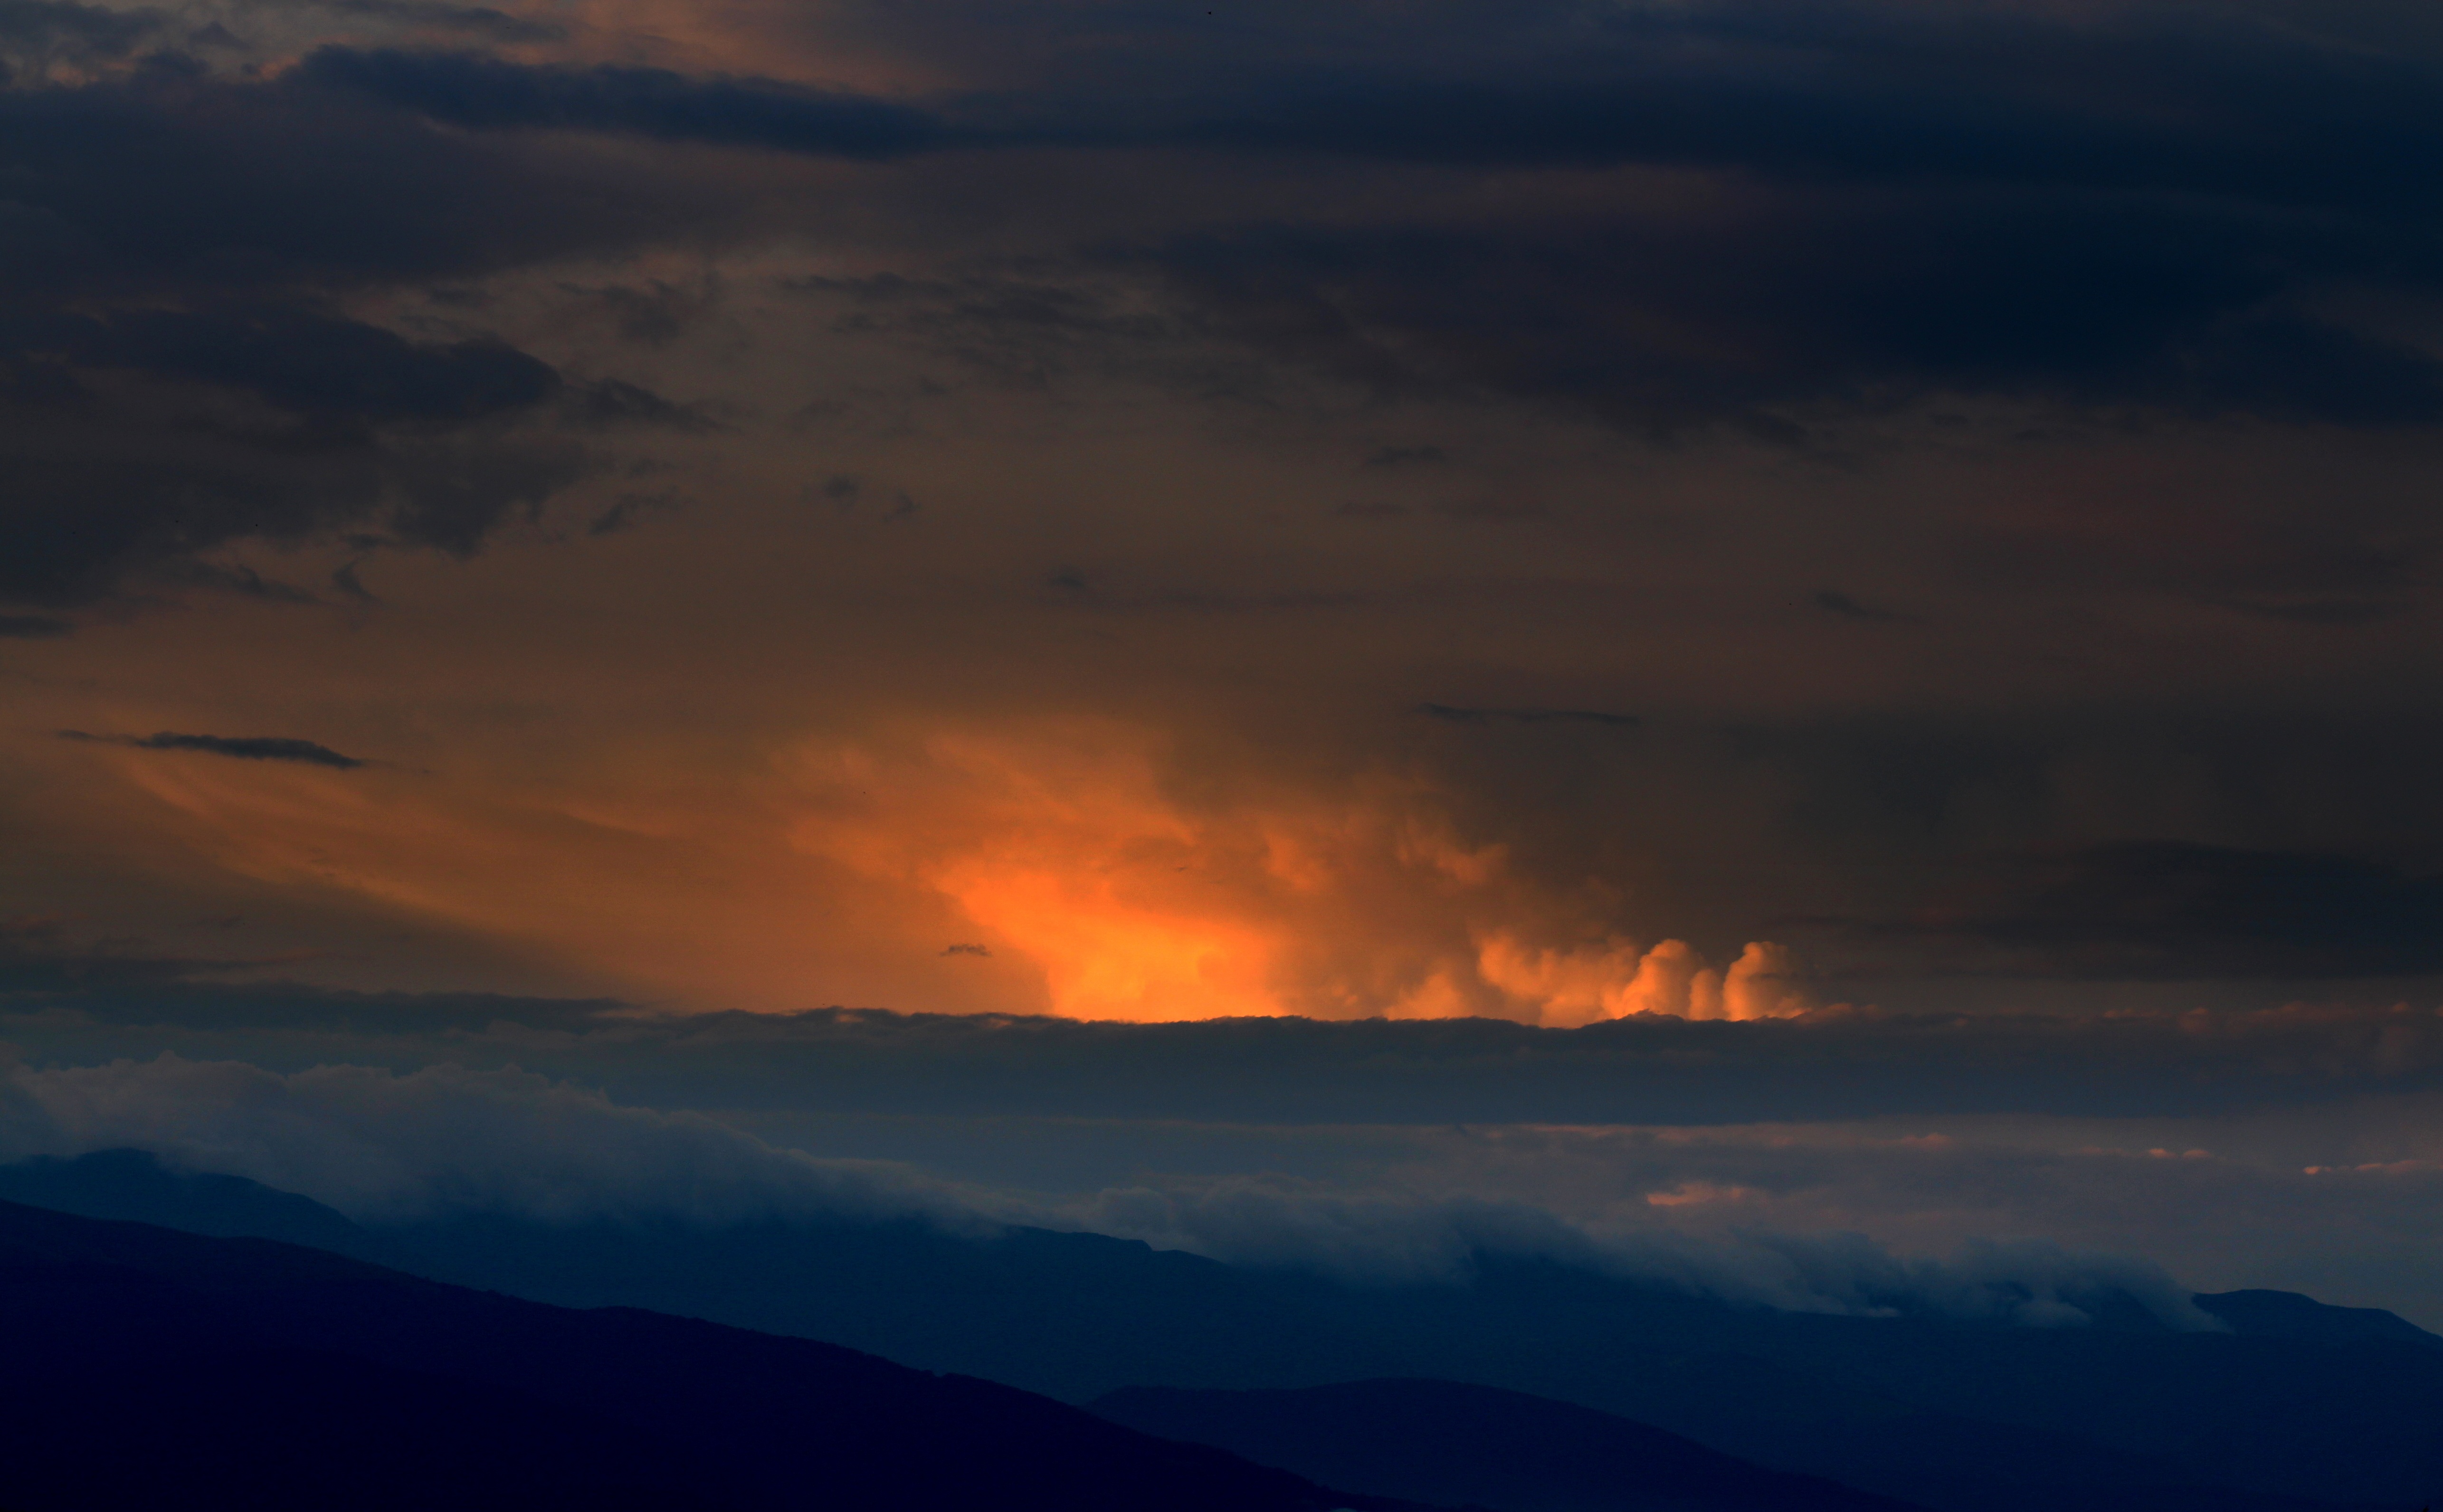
[1064,1176,2219,1330]
[9,984,2443,1125]
[0,1049,2231,1329]
[0,1054,974,1228]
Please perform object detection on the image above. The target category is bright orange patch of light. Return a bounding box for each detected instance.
[783,718,1813,1023]
[50,703,1811,1022]
[928,861,1281,1022]
[786,720,1304,1020]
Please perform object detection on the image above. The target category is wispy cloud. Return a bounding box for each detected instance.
[60,731,367,769]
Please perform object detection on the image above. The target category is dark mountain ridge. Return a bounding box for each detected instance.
[0,1196,1429,1512]
[1093,1377,1932,1512]
[348,1210,2443,1510]
[5,1150,2437,1512]
[0,1147,379,1255]
[2193,1286,2443,1349]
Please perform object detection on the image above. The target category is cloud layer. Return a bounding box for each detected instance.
[0,1048,2241,1330]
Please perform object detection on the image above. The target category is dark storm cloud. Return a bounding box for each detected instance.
[319,3,2443,210]
[0,312,583,606]
[263,11,2443,435]
[0,56,739,606]
[296,47,957,158]
[23,4,2442,453]
[1129,195,2443,434]
[920,5,2443,431]
[59,730,367,769]
[0,614,69,638]
[1853,842,2443,981]
[1105,1,2443,432]
[1131,6,2443,209]
[0,71,703,295]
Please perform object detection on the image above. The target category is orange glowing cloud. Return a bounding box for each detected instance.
[785,720,1337,1021]
[16,678,1806,1024]
[1477,935,1811,1025]
[782,718,1812,1024]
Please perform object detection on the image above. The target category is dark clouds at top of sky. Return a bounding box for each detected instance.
[1,0,2438,605]
[0,25,728,608]
[299,2,2443,208]
[269,5,2443,436]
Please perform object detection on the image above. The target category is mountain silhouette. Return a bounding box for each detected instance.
[0,1197,1433,1512]
[0,1148,379,1256]
[2,1152,2436,1512]
[2195,1288,2443,1350]
[1095,1377,1935,1512]
[334,1211,2436,1511]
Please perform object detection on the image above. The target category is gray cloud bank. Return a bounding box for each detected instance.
[8,986,2435,1125]
[6,973,2441,1318]
[0,1050,2229,1330]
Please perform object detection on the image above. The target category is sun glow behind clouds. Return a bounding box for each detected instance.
[30,697,1807,1022]
[786,719,1809,1023]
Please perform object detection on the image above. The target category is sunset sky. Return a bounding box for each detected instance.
[8,0,2443,1324]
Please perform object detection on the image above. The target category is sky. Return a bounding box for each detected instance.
[6,0,2443,1323]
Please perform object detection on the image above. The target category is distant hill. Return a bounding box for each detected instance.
[1095,1377,1935,1512]
[0,1199,1428,1512]
[336,1212,2438,1511]
[0,1149,377,1257]
[2195,1288,2443,1350]
[1,1152,2436,1512]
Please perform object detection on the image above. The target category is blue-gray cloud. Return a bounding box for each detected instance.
[4,975,2440,1126]
[59,730,367,769]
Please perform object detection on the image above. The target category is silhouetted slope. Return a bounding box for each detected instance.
[0,1149,378,1256]
[0,1323,722,1512]
[2196,1289,2443,1349]
[0,1200,1426,1512]
[1094,1378,1931,1512]
[355,1218,2443,1512]
[1,1156,2433,1512]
